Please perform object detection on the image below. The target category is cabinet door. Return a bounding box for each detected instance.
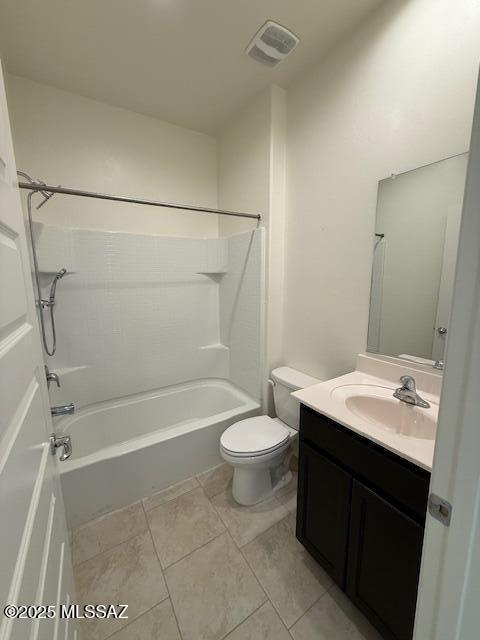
[347,481,424,640]
[297,442,352,586]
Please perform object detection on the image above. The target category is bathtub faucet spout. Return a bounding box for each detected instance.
[51,403,75,417]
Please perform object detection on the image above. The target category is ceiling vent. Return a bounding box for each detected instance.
[245,21,299,67]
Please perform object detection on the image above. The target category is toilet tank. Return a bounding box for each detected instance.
[271,366,321,430]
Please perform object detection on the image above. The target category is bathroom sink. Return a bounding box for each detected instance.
[331,384,437,440]
[292,354,442,469]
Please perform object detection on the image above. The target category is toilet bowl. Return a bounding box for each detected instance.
[220,367,320,506]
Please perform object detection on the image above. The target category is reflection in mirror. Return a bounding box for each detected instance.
[367,153,468,366]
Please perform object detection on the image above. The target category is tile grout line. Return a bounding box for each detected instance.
[197,476,234,501]
[143,478,201,512]
[235,529,289,630]
[235,508,291,551]
[233,510,323,633]
[140,483,233,573]
[156,523,286,640]
[287,589,331,633]
[205,486,236,535]
[144,464,232,513]
[102,601,162,640]
[206,482,290,548]
[224,528,269,598]
[149,485,229,571]
[218,600,268,640]
[144,484,205,518]
[96,503,171,640]
[72,525,150,569]
[222,530,271,628]
[142,500,184,640]
[161,526,228,572]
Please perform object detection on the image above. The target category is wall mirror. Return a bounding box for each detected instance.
[367,153,468,366]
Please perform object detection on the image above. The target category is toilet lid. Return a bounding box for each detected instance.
[220,416,290,457]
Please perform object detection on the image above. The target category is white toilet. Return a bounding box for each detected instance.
[220,367,320,506]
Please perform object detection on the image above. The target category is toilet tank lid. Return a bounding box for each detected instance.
[271,366,321,391]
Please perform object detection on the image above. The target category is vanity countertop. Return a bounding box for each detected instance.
[292,355,440,471]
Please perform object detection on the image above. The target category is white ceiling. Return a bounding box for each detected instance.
[0,0,384,134]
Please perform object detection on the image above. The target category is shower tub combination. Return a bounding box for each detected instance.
[58,378,260,527]
[18,174,264,529]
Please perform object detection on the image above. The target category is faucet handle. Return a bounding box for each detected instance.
[45,365,61,389]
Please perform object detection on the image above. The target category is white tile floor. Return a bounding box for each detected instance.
[72,463,382,640]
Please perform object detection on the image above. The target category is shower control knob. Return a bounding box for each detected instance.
[49,433,72,462]
[45,365,61,388]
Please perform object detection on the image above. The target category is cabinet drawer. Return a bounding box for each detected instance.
[300,405,430,522]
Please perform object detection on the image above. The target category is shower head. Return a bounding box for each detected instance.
[49,268,68,305]
[55,268,67,280]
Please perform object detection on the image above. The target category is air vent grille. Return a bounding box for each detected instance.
[248,45,280,67]
[246,21,299,67]
[260,25,297,55]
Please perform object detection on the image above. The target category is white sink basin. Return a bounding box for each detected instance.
[292,354,442,470]
[331,384,438,441]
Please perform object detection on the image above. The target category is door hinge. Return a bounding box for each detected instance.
[428,493,452,526]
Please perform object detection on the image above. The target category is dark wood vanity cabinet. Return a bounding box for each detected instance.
[297,405,430,640]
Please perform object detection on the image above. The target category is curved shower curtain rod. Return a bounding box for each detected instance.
[17,175,261,221]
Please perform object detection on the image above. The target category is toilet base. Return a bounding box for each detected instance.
[231,464,292,506]
[220,426,297,506]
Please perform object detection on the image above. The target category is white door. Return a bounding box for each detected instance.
[414,72,480,639]
[0,64,78,640]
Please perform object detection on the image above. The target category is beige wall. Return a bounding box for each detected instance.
[284,0,480,381]
[6,75,219,237]
[217,90,271,237]
[217,86,287,412]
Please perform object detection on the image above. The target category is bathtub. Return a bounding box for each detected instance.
[58,379,260,528]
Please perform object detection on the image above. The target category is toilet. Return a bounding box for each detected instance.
[220,367,320,506]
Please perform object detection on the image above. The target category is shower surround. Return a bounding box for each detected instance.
[37,226,263,406]
[36,225,263,525]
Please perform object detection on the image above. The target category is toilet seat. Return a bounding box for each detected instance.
[220,416,290,458]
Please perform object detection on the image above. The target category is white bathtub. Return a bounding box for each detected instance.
[58,379,260,527]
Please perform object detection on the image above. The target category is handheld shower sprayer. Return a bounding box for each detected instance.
[19,171,66,356]
[48,268,67,306]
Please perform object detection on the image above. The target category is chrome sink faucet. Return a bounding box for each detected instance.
[393,376,430,408]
